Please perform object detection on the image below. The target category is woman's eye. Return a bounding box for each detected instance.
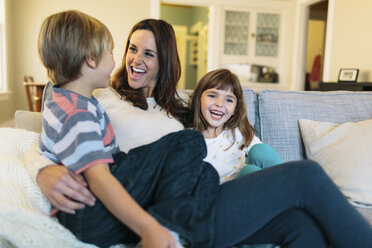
[145,52,154,57]
[129,46,137,53]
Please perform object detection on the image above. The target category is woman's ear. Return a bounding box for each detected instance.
[86,55,97,69]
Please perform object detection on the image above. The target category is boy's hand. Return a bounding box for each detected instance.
[37,165,96,214]
[141,223,176,248]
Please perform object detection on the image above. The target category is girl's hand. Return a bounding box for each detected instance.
[141,223,176,248]
[37,165,96,214]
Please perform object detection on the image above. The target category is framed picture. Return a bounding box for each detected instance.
[338,68,359,82]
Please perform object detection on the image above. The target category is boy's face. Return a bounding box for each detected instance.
[94,49,115,88]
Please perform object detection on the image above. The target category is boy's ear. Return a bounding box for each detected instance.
[85,55,97,68]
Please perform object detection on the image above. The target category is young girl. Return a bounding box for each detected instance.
[190,68,283,184]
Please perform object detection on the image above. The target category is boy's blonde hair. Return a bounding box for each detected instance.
[190,69,255,150]
[38,10,114,85]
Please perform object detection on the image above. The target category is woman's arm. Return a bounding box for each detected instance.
[84,164,176,248]
[23,142,95,213]
[37,165,96,214]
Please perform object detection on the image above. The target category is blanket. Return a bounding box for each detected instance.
[0,128,127,248]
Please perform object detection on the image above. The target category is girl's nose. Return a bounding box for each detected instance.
[215,97,223,106]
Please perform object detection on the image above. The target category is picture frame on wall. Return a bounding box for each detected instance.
[338,68,359,82]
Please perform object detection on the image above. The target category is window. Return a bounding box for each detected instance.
[0,0,7,96]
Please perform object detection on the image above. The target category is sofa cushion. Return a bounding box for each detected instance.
[298,118,372,206]
[257,90,372,162]
[14,110,42,133]
[243,88,258,134]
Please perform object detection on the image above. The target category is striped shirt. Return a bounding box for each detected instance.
[39,86,119,175]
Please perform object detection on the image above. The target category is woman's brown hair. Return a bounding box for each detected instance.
[190,69,255,149]
[111,19,190,127]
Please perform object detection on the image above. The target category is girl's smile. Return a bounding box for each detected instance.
[201,87,237,138]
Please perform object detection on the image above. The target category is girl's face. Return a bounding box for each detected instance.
[126,30,159,96]
[200,87,237,137]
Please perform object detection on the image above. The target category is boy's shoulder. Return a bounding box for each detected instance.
[44,86,103,126]
[47,86,100,113]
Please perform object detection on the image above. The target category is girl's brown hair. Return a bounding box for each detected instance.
[190,69,255,149]
[111,19,190,127]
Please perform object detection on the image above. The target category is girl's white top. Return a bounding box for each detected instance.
[204,128,261,184]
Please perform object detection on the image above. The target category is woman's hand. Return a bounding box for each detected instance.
[141,223,176,248]
[36,165,96,214]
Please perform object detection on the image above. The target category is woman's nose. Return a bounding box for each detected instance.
[133,53,143,64]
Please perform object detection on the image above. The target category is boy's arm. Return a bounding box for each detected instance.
[84,164,176,248]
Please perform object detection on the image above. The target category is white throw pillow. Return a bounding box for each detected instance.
[298,118,372,206]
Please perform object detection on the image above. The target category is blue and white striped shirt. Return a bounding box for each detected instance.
[39,86,119,175]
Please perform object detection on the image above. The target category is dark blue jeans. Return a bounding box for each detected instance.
[215,160,372,248]
[57,130,219,248]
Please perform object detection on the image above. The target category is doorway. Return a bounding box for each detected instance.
[305,0,328,90]
[292,0,334,91]
[160,3,209,89]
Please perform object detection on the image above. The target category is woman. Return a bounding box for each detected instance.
[36,19,372,248]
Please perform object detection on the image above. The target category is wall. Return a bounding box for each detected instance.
[1,0,150,123]
[3,0,371,124]
[328,0,372,82]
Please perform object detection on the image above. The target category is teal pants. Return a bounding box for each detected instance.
[237,143,283,178]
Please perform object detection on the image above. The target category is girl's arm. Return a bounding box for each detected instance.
[84,164,176,248]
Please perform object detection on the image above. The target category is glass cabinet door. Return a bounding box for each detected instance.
[223,11,250,56]
[255,13,280,57]
[223,10,280,58]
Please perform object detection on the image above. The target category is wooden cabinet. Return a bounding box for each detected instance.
[319,82,372,91]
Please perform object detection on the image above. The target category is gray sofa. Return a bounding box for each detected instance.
[233,89,372,248]
[244,89,372,216]
[11,88,372,248]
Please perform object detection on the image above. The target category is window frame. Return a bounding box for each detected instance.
[0,0,8,99]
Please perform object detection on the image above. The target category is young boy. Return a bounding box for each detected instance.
[38,10,218,248]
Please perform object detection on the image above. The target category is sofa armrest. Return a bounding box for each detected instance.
[14,110,42,133]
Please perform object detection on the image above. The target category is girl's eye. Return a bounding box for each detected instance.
[129,46,137,53]
[207,94,216,98]
[226,98,234,103]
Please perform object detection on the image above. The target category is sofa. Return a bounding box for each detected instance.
[1,88,372,248]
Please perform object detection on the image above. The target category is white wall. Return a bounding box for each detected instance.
[1,0,150,122]
[328,0,372,82]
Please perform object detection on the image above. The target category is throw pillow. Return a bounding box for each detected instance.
[298,118,372,206]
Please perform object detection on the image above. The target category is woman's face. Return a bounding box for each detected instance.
[126,30,159,96]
